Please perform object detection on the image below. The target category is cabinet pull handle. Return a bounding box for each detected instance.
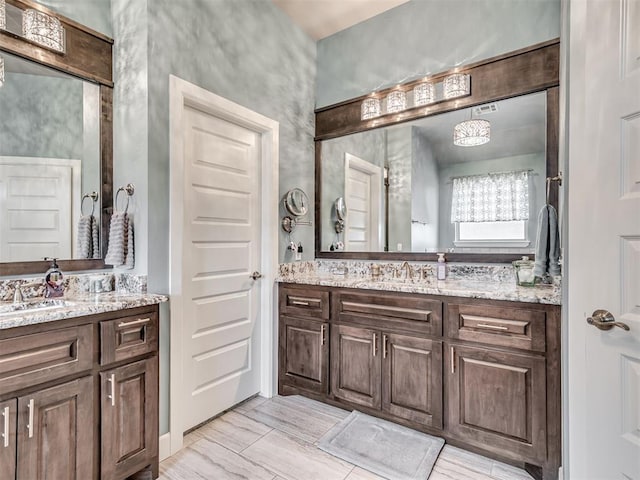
[118,317,150,328]
[372,333,377,357]
[2,406,9,448]
[27,399,34,439]
[291,300,310,307]
[107,373,116,407]
[450,346,455,374]
[477,323,508,331]
[320,324,326,346]
[383,334,388,359]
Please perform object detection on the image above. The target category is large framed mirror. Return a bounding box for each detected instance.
[315,39,559,263]
[0,0,113,276]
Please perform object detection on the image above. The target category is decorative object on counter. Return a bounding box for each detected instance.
[44,257,64,298]
[77,192,100,259]
[513,256,536,286]
[105,184,135,268]
[295,243,303,261]
[443,73,470,99]
[22,8,65,53]
[436,253,447,280]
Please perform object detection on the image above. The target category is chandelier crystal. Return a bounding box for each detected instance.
[386,90,407,113]
[413,82,435,106]
[0,0,5,30]
[453,119,490,146]
[443,73,470,99]
[361,97,381,120]
[23,9,65,53]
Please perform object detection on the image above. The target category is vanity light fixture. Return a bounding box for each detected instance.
[361,97,381,120]
[413,82,435,106]
[386,89,407,114]
[23,9,65,53]
[453,118,490,147]
[443,73,470,99]
[0,0,5,30]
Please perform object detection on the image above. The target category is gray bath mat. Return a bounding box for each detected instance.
[317,410,444,480]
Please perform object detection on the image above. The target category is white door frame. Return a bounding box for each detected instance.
[344,152,383,250]
[168,75,279,456]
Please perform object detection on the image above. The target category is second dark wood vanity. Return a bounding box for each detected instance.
[278,283,561,480]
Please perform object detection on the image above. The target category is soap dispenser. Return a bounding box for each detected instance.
[436,253,447,280]
[44,257,65,298]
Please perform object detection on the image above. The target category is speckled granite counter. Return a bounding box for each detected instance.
[277,260,561,305]
[0,292,168,330]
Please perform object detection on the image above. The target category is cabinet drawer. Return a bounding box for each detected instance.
[446,303,546,352]
[280,286,330,320]
[334,291,442,336]
[100,311,158,365]
[0,325,93,393]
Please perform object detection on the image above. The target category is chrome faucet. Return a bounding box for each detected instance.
[397,261,412,280]
[12,282,42,304]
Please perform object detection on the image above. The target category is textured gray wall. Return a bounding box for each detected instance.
[39,0,113,37]
[316,0,561,107]
[386,127,412,252]
[411,128,439,252]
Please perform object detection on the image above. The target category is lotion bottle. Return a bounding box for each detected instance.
[436,253,447,280]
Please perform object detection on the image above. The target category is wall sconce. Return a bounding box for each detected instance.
[413,82,435,106]
[23,9,65,53]
[385,89,407,114]
[443,73,470,99]
[0,0,6,30]
[361,97,381,120]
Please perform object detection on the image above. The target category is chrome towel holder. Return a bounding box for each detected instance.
[115,183,135,212]
[81,191,98,216]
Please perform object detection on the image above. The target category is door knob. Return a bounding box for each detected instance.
[250,271,263,280]
[587,310,630,331]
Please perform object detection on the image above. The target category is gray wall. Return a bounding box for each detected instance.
[39,0,113,37]
[411,128,439,252]
[316,0,561,107]
[387,127,412,251]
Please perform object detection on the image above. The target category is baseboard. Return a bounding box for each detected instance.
[159,433,172,461]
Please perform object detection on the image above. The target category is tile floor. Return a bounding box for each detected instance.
[159,395,534,480]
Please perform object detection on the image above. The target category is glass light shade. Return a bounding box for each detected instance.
[453,119,490,146]
[386,90,407,113]
[0,0,5,30]
[0,56,3,87]
[361,97,381,120]
[443,73,470,99]
[413,82,435,106]
[23,9,65,53]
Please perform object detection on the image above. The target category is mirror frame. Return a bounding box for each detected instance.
[0,0,113,276]
[315,39,560,263]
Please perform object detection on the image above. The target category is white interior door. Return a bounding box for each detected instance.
[567,0,640,478]
[180,104,262,431]
[0,162,77,262]
[344,153,382,251]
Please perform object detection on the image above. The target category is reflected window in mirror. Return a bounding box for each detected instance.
[0,51,101,262]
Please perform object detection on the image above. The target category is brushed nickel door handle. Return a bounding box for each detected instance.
[27,399,34,439]
[382,334,388,359]
[372,333,377,357]
[107,374,116,407]
[320,324,326,346]
[250,271,263,280]
[587,310,630,331]
[2,406,9,448]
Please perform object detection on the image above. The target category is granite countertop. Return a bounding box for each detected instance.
[277,274,561,305]
[0,292,168,330]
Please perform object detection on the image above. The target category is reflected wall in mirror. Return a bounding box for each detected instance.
[321,92,547,254]
[0,50,101,262]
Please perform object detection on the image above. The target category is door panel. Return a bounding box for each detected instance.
[447,344,546,463]
[101,358,158,480]
[0,399,16,480]
[17,376,93,480]
[382,334,442,428]
[331,324,381,409]
[182,105,262,430]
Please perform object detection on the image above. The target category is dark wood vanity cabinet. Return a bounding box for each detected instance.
[0,304,160,480]
[278,283,561,480]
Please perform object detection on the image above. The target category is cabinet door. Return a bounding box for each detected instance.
[382,334,442,429]
[331,324,381,409]
[279,316,329,394]
[101,357,158,480]
[16,376,94,480]
[0,399,16,479]
[447,344,547,463]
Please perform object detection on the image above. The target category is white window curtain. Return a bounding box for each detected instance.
[451,170,530,223]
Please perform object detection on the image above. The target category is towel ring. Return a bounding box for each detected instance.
[115,183,135,213]
[81,192,98,216]
[546,174,562,204]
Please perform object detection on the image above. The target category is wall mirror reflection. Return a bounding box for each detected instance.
[0,50,101,262]
[320,91,547,254]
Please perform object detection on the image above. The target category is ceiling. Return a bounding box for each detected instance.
[271,0,411,40]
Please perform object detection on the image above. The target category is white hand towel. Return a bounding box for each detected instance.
[91,215,100,259]
[105,212,126,266]
[76,215,93,259]
[124,213,134,269]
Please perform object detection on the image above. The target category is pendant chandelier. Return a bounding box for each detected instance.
[453,117,490,147]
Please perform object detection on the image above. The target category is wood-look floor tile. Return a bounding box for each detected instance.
[159,438,275,480]
[273,394,351,421]
[438,445,494,475]
[345,466,386,480]
[234,395,268,414]
[195,411,272,453]
[491,462,534,480]
[242,429,354,480]
[431,457,494,480]
[243,396,344,443]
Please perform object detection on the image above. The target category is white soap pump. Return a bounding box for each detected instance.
[436,253,447,280]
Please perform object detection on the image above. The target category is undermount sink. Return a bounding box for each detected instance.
[0,299,76,316]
